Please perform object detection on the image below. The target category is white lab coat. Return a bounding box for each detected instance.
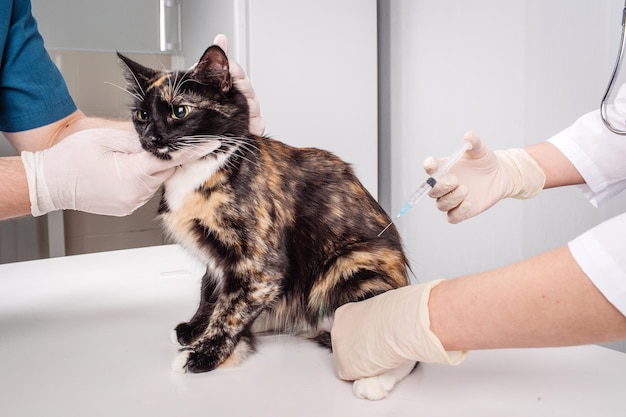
[548,84,626,316]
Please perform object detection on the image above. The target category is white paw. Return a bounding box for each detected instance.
[352,374,395,400]
[352,360,416,401]
[170,329,182,346]
[171,349,191,373]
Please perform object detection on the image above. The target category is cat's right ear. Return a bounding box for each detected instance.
[192,45,232,93]
[117,52,157,93]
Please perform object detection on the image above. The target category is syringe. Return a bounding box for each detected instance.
[378,139,473,237]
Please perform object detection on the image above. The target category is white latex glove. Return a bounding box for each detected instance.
[213,34,265,136]
[21,128,220,217]
[424,131,546,223]
[331,280,467,381]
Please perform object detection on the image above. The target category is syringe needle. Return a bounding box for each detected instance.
[377,221,394,237]
[377,139,473,237]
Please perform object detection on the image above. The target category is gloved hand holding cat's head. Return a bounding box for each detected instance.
[21,127,220,217]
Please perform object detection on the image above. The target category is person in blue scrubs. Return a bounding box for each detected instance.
[0,1,77,134]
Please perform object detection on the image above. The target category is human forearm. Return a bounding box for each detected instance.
[331,244,626,381]
[429,245,626,351]
[524,141,584,189]
[4,110,133,152]
[0,156,30,219]
[1,112,135,220]
[56,115,134,139]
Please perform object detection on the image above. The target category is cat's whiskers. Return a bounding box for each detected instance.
[167,69,199,104]
[179,134,260,153]
[205,146,258,172]
[175,134,224,150]
[115,60,148,100]
[216,136,261,154]
[172,71,193,98]
[218,149,261,171]
[167,134,258,169]
[169,145,217,159]
[164,70,176,104]
[213,136,262,169]
[104,81,144,102]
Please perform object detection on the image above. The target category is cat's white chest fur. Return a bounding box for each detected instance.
[163,152,229,212]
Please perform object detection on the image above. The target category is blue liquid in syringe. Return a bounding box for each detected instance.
[396,177,437,217]
[377,177,437,237]
[378,140,472,237]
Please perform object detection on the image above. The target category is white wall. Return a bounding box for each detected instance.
[181,0,239,68]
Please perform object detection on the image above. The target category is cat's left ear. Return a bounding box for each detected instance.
[192,45,232,93]
[117,52,157,92]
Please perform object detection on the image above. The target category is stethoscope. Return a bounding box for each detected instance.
[601,1,626,135]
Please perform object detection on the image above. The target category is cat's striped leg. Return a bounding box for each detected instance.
[173,269,219,346]
[172,278,281,373]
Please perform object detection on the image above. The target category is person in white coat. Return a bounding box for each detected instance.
[330,85,626,381]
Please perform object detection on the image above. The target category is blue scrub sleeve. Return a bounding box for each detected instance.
[0,0,77,132]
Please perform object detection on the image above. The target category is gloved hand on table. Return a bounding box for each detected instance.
[331,280,468,381]
[21,128,221,217]
[424,131,546,223]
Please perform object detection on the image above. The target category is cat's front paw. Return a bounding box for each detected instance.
[171,349,192,373]
[173,322,199,346]
[171,335,257,373]
[171,347,220,373]
[170,329,182,346]
[351,360,417,401]
[352,374,396,400]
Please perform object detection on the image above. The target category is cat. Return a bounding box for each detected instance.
[117,45,416,400]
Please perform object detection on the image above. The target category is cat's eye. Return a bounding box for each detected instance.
[135,110,149,121]
[171,105,190,120]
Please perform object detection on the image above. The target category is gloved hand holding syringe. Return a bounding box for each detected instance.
[378,139,473,237]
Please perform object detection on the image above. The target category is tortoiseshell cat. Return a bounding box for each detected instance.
[118,45,416,400]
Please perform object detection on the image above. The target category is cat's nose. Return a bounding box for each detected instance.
[140,135,168,154]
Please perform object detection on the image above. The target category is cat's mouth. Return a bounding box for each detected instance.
[140,136,174,160]
[142,143,173,160]
[153,146,175,160]
[156,146,171,156]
